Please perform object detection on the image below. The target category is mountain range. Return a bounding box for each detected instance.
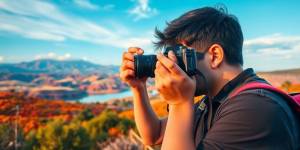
[0,59,299,100]
[0,59,119,75]
[257,68,300,87]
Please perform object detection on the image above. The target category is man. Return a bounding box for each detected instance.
[120,7,299,149]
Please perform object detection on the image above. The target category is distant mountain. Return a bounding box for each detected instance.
[0,59,119,75]
[257,68,300,87]
[258,68,300,75]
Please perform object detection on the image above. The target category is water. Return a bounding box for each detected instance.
[78,90,133,103]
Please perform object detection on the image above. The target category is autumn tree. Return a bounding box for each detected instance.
[75,108,94,122]
[24,119,91,150]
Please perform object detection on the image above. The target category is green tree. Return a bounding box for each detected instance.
[84,110,119,143]
[34,119,64,150]
[61,122,92,150]
[23,110,136,150]
[23,130,39,150]
[75,108,94,122]
[24,119,91,150]
[117,118,135,135]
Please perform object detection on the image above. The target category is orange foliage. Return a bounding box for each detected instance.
[277,84,300,93]
[23,119,39,133]
[0,91,105,134]
[288,84,300,93]
[119,95,204,120]
[150,99,168,118]
[108,127,120,137]
[119,110,134,120]
[0,92,13,98]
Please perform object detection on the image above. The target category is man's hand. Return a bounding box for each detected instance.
[155,51,196,105]
[156,51,196,150]
[121,47,166,146]
[120,47,147,89]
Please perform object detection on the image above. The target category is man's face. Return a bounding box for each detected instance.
[180,42,211,75]
[180,42,212,95]
[195,47,214,95]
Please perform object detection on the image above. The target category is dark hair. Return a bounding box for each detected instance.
[154,6,244,65]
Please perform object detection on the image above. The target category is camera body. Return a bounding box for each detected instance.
[134,45,198,78]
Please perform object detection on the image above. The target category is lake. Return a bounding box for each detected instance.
[78,90,133,103]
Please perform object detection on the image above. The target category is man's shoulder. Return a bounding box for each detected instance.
[219,89,293,118]
[216,89,299,135]
[208,89,300,149]
[198,90,300,150]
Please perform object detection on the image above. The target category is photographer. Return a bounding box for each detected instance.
[120,7,299,149]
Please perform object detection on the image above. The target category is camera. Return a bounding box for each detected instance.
[134,45,198,78]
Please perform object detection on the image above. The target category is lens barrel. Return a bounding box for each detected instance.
[134,55,157,78]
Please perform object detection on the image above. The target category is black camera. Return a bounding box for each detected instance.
[134,45,198,78]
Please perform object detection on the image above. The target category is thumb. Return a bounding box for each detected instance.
[137,48,144,55]
[168,50,177,64]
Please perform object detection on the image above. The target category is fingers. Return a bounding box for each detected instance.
[120,47,144,81]
[122,52,134,61]
[157,52,183,75]
[120,69,135,81]
[128,47,144,55]
[121,51,135,71]
[121,60,134,71]
[155,60,174,94]
[122,47,144,62]
[121,47,142,70]
[155,61,169,78]
[121,47,143,70]
[168,50,178,64]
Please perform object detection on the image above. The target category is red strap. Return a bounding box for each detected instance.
[230,82,288,98]
[294,94,300,104]
[229,82,300,111]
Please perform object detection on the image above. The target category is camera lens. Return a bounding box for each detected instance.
[134,55,157,78]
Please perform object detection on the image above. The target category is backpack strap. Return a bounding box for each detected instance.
[290,93,300,104]
[229,82,300,114]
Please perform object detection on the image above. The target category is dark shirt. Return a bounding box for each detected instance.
[194,68,299,150]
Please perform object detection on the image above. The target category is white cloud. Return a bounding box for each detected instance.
[243,34,300,71]
[100,4,115,11]
[73,0,114,11]
[57,53,71,60]
[47,52,56,58]
[82,56,88,61]
[244,34,300,58]
[74,0,98,10]
[0,56,4,62]
[35,52,72,61]
[0,0,152,49]
[129,0,158,21]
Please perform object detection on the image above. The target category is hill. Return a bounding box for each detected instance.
[257,68,300,87]
[258,68,300,75]
[0,59,119,75]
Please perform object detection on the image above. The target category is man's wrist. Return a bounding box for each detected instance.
[131,83,149,102]
[165,98,194,149]
[130,83,146,92]
[168,99,194,111]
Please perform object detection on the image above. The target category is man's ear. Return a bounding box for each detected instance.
[208,44,224,69]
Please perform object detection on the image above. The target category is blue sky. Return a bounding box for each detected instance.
[0,0,300,71]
